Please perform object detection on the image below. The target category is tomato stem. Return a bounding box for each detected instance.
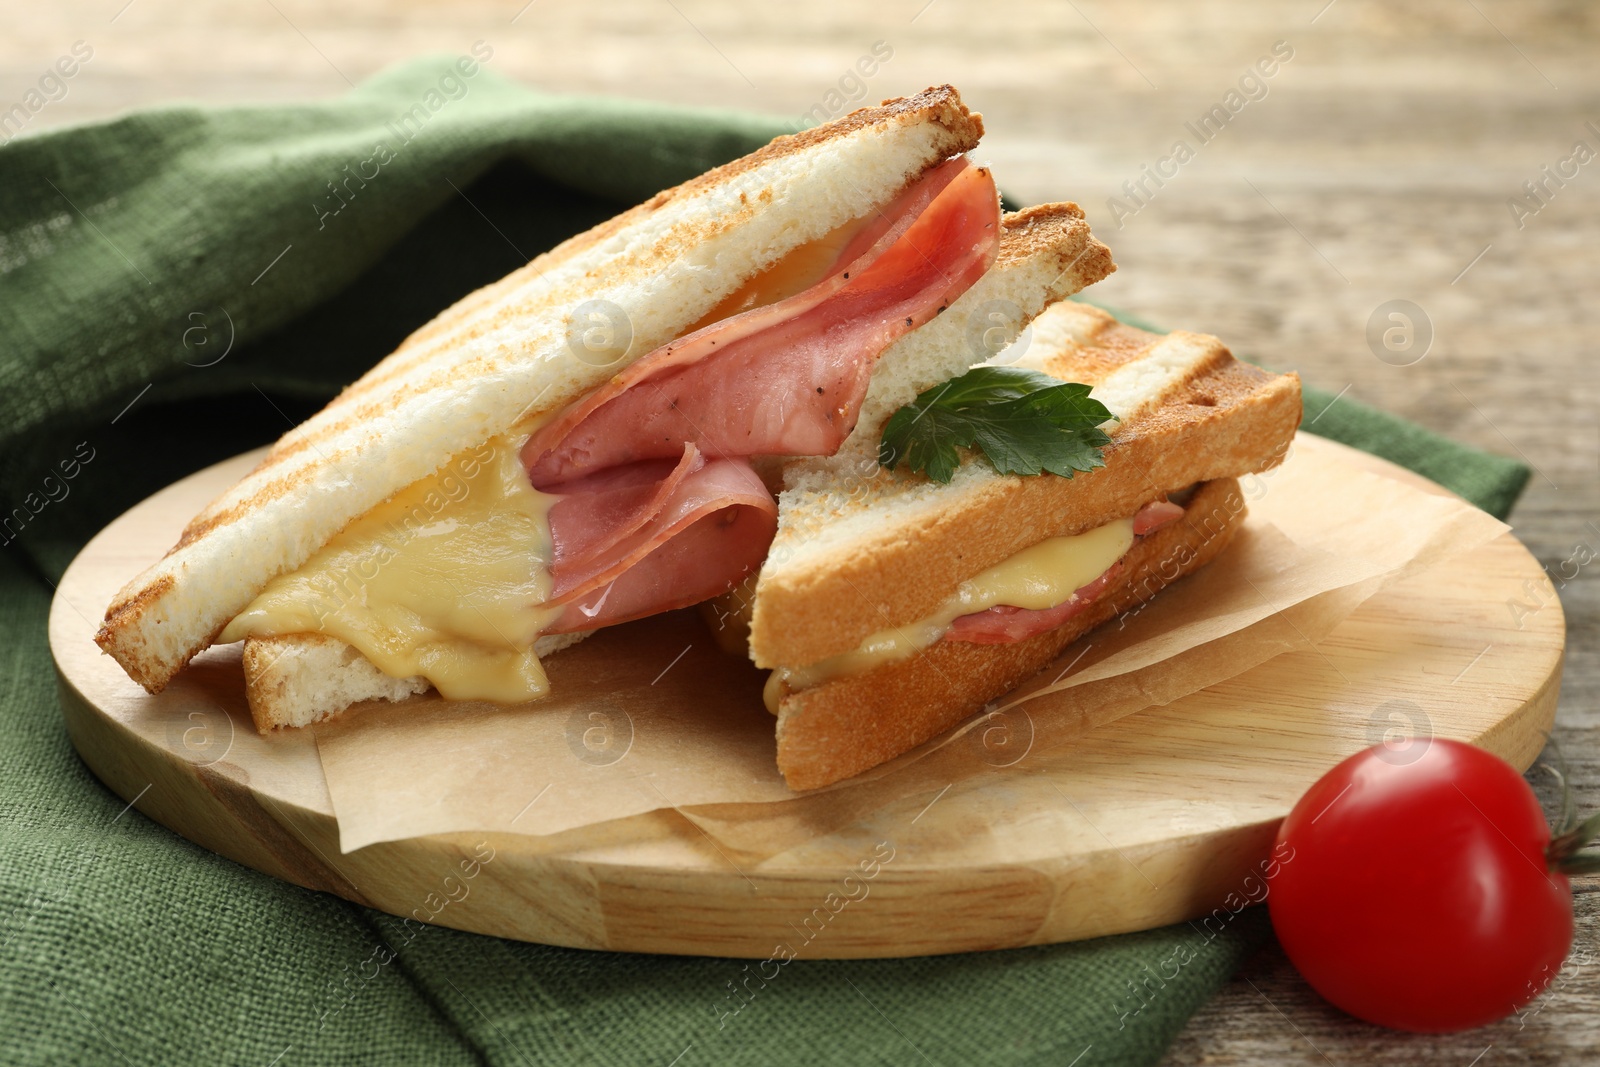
[1540,758,1600,876]
[1548,811,1600,874]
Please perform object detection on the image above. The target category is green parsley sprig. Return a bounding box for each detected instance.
[877,366,1116,484]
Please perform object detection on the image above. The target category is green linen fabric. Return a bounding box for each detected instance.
[0,56,1526,1066]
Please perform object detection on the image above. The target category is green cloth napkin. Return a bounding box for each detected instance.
[0,56,1527,1066]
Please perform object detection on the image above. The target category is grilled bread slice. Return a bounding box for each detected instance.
[774,477,1247,790]
[237,201,1115,730]
[755,302,1301,788]
[238,631,588,733]
[97,87,992,694]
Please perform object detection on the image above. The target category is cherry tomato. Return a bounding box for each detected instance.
[1267,737,1572,1032]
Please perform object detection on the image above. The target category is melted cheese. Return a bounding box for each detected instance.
[764,518,1134,711]
[213,207,938,705]
[219,436,561,703]
[684,213,871,334]
[699,571,759,658]
[214,225,877,705]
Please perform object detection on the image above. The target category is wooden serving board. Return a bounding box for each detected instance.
[51,435,1564,958]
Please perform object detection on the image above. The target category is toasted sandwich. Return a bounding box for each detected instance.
[729,300,1301,789]
[95,87,1118,737]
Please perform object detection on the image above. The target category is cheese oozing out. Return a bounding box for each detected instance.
[763,517,1134,711]
[752,309,1238,711]
[217,219,880,703]
[219,436,562,703]
[683,211,872,334]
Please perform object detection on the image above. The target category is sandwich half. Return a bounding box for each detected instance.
[741,301,1302,789]
[95,86,1117,734]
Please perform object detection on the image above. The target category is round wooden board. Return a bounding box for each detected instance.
[52,435,1565,959]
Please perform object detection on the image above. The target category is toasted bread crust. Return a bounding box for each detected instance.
[992,202,1099,266]
[774,477,1246,790]
[375,87,984,378]
[829,202,1114,462]
[97,88,987,694]
[750,307,1301,668]
[96,574,175,692]
[169,87,984,547]
[241,632,431,733]
[222,203,1115,734]
[218,86,988,477]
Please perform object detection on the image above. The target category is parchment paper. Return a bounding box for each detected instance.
[316,435,1509,852]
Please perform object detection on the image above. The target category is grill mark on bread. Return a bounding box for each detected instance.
[176,119,987,541]
[190,205,1123,728]
[189,98,984,492]
[96,87,988,693]
[330,209,767,402]
[172,444,361,550]
[751,302,1301,667]
[1036,322,1165,385]
[317,87,981,406]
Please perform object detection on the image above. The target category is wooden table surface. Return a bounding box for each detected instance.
[7,0,1597,1062]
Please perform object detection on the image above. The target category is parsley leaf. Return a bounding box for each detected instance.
[878,366,1115,483]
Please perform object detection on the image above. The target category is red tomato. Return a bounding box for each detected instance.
[1267,737,1573,1032]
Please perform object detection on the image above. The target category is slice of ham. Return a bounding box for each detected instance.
[944,562,1126,645]
[524,159,1001,486]
[543,444,777,632]
[1133,499,1185,536]
[943,496,1190,646]
[524,156,1002,635]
